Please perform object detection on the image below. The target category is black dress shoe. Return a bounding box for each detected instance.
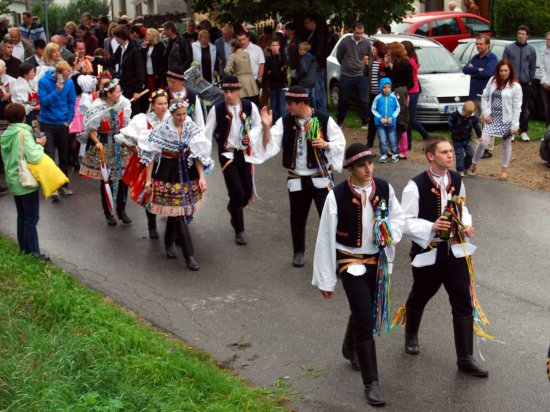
[149,228,160,239]
[235,231,247,245]
[165,244,177,259]
[106,216,117,226]
[398,155,408,160]
[33,253,51,262]
[186,256,200,271]
[292,252,305,267]
[118,212,132,224]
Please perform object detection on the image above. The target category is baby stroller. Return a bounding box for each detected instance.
[184,64,225,114]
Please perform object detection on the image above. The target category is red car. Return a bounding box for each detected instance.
[390,12,492,51]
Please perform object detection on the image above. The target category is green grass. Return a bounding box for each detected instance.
[331,106,548,141]
[0,236,284,412]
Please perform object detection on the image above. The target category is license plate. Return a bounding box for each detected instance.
[445,105,460,114]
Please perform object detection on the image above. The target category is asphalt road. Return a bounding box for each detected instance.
[1,154,549,411]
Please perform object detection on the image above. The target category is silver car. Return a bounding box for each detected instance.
[326,33,471,124]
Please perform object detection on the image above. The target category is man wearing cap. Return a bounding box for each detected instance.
[399,135,487,378]
[165,67,205,128]
[204,75,262,245]
[312,143,404,406]
[259,85,345,267]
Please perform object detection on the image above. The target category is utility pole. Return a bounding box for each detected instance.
[40,0,49,40]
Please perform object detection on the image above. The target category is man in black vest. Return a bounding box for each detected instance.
[260,85,345,267]
[400,135,488,377]
[205,75,262,245]
[165,67,205,127]
[312,143,404,406]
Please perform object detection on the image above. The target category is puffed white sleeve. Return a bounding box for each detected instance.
[401,180,435,249]
[248,109,283,164]
[204,106,217,142]
[188,119,214,174]
[10,80,33,114]
[388,184,405,244]
[459,181,472,227]
[325,117,345,173]
[312,191,338,292]
[193,95,205,130]
[116,113,146,146]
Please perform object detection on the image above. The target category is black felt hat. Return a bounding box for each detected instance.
[343,143,376,168]
[285,85,310,102]
[220,75,241,90]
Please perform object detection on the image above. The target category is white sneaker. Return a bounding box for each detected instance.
[521,132,530,142]
[389,154,399,163]
[378,155,387,163]
[51,191,60,202]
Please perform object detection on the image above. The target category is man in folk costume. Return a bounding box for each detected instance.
[399,135,488,377]
[204,75,262,245]
[259,85,345,267]
[312,143,404,406]
[165,66,205,129]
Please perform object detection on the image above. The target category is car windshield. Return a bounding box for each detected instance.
[417,47,463,74]
[391,22,411,33]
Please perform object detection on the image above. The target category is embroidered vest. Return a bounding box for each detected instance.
[410,170,462,257]
[99,110,125,133]
[281,110,330,170]
[213,99,253,156]
[333,177,390,248]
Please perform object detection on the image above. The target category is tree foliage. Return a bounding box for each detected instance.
[188,0,417,34]
[493,0,550,37]
[0,0,11,16]
[32,0,109,34]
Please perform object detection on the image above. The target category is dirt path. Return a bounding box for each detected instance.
[344,127,550,191]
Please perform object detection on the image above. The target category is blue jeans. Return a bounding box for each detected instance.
[14,190,40,255]
[338,75,369,124]
[377,126,398,156]
[270,89,287,123]
[315,68,327,111]
[453,139,474,172]
[408,92,429,147]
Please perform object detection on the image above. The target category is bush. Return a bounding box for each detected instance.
[493,0,550,37]
[32,0,110,34]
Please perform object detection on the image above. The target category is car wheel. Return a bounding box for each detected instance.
[330,82,340,108]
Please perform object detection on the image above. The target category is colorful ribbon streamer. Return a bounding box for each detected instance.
[304,116,334,190]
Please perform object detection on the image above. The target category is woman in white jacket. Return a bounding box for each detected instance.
[191,30,218,84]
[469,60,522,180]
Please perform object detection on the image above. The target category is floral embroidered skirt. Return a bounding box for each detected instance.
[149,157,204,217]
[79,137,131,180]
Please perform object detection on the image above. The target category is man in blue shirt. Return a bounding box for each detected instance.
[463,34,497,158]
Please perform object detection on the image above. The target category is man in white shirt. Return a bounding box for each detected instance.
[400,135,488,378]
[237,31,264,105]
[9,28,32,62]
[312,143,404,407]
[204,75,262,245]
[260,85,346,267]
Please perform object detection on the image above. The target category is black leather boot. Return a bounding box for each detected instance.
[291,225,305,267]
[146,210,159,239]
[164,217,177,259]
[342,316,360,371]
[117,210,132,224]
[405,306,424,355]
[178,219,199,271]
[355,340,385,406]
[228,207,247,245]
[453,315,488,377]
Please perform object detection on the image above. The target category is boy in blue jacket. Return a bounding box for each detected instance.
[371,77,400,163]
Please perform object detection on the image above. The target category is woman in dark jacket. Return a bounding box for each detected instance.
[265,38,288,122]
[141,28,165,91]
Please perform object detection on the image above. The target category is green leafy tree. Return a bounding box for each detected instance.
[188,0,417,34]
[493,0,550,37]
[32,0,109,34]
[0,0,12,15]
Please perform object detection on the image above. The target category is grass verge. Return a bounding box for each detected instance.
[0,235,284,412]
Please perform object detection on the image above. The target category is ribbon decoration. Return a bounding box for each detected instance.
[98,146,115,217]
[372,200,393,335]
[110,109,124,203]
[304,116,334,190]
[240,114,257,201]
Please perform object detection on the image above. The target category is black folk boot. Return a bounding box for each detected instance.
[342,317,360,371]
[177,219,199,271]
[164,217,177,259]
[355,340,386,406]
[146,210,159,239]
[290,225,305,267]
[453,315,488,377]
[228,206,247,245]
[405,306,424,355]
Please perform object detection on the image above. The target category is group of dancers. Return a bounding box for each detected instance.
[75,68,490,407]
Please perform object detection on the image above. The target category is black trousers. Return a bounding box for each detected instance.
[42,122,70,187]
[340,259,378,344]
[220,151,253,210]
[99,179,128,218]
[519,82,534,133]
[288,176,328,253]
[406,251,472,318]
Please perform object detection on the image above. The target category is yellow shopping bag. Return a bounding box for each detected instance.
[28,154,69,199]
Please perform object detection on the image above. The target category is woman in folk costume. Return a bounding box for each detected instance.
[79,79,133,225]
[11,63,40,130]
[140,100,213,271]
[116,89,171,239]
